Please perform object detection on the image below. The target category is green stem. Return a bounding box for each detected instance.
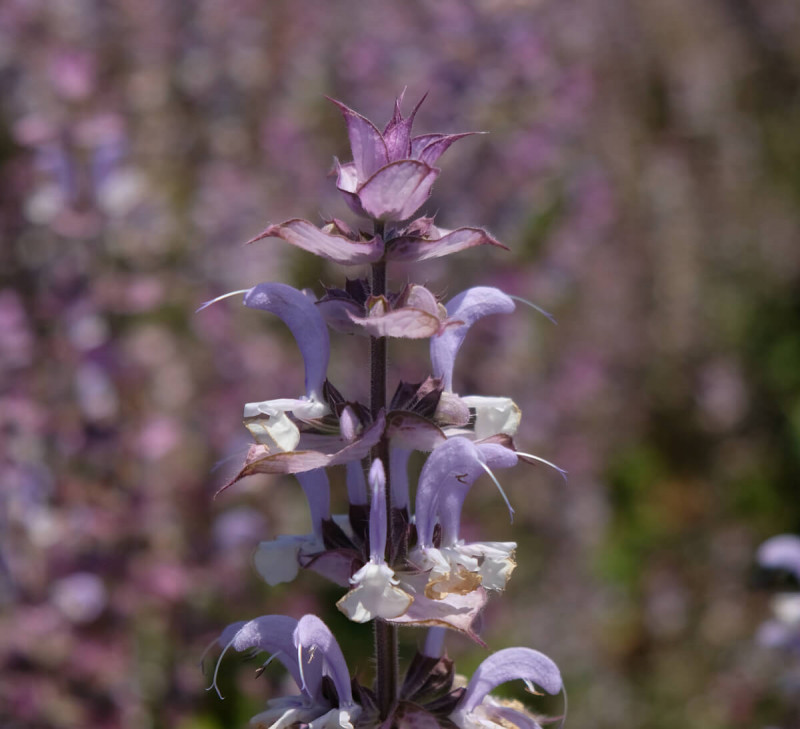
[370,222,398,719]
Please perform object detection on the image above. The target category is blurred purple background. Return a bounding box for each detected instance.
[2,1,800,727]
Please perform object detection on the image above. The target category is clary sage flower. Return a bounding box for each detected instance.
[213,614,361,729]
[206,93,565,729]
[756,534,800,651]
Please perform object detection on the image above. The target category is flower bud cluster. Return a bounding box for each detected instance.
[204,95,564,729]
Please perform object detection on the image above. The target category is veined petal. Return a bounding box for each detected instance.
[356,160,439,221]
[418,132,480,165]
[411,132,480,165]
[335,160,370,218]
[334,159,359,193]
[348,306,442,338]
[431,287,515,392]
[248,219,384,265]
[386,226,507,262]
[294,615,355,707]
[336,562,413,623]
[383,93,425,161]
[457,647,563,717]
[386,580,487,644]
[329,98,388,179]
[758,534,800,579]
[244,283,330,400]
[461,396,521,439]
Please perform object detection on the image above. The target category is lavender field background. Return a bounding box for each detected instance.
[2,1,800,727]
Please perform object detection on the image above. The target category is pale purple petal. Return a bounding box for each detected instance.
[346,460,368,505]
[422,626,446,658]
[329,99,388,179]
[416,132,480,166]
[294,615,354,706]
[296,468,330,539]
[244,283,330,400]
[335,160,371,218]
[758,534,800,578]
[383,94,426,161]
[415,438,481,548]
[227,616,304,691]
[368,459,387,562]
[389,447,412,511]
[248,219,384,265]
[476,442,519,470]
[431,287,515,391]
[410,132,478,164]
[335,159,359,193]
[356,160,439,221]
[386,227,508,263]
[459,647,563,715]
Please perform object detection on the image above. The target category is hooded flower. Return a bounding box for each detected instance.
[213,614,361,729]
[199,282,386,488]
[337,459,413,622]
[450,647,563,729]
[430,286,521,440]
[411,437,519,599]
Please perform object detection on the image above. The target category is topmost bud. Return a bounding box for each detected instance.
[330,94,478,222]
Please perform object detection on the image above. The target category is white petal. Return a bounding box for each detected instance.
[774,593,800,626]
[336,562,413,622]
[254,535,316,586]
[458,542,517,591]
[243,397,329,451]
[460,396,521,439]
[249,697,317,729]
[243,400,302,451]
[308,707,359,729]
